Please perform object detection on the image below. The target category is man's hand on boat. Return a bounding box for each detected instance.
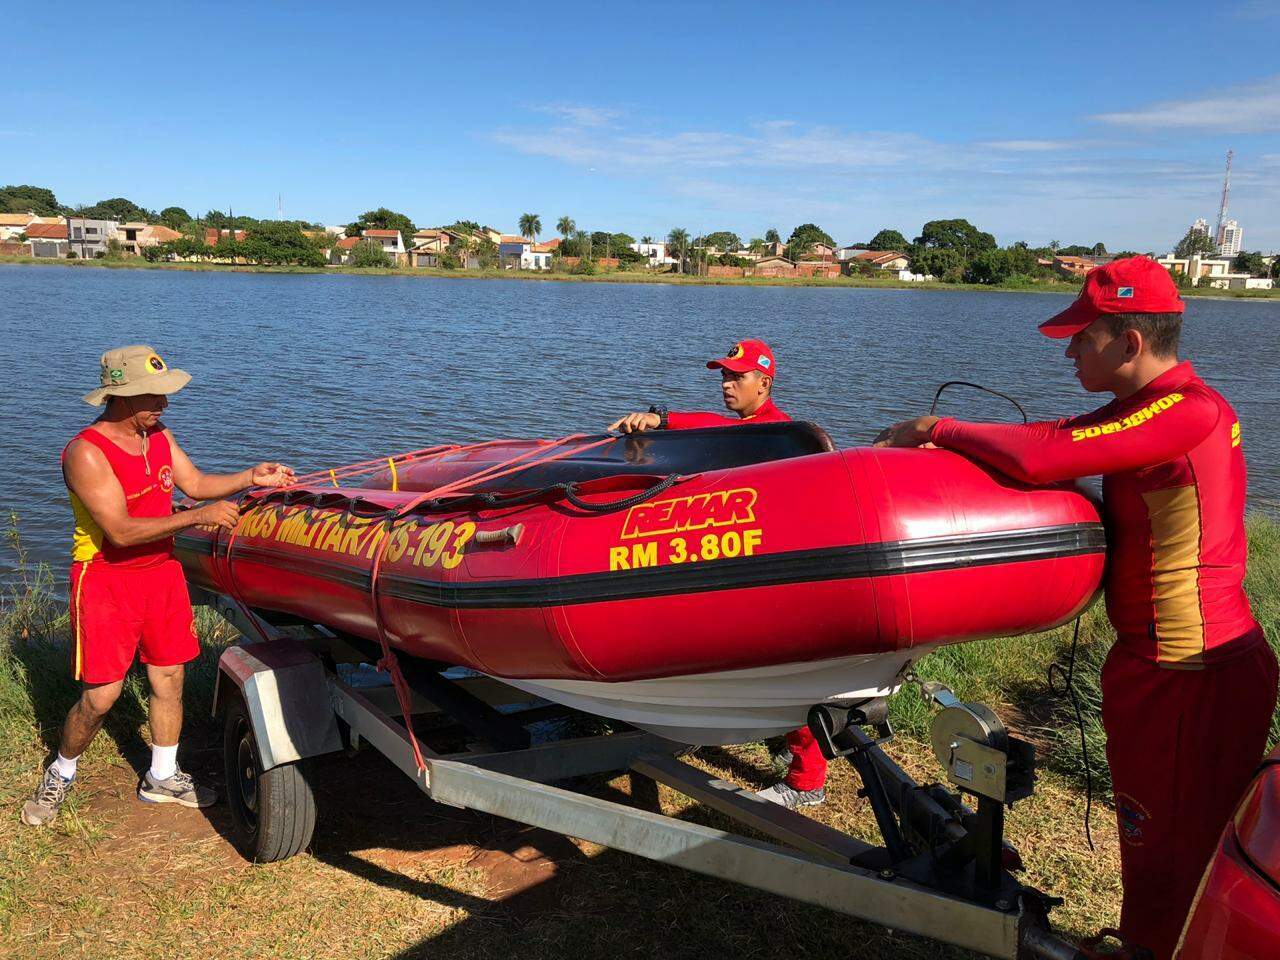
[248,462,295,487]
[608,412,662,434]
[192,500,240,532]
[873,416,940,449]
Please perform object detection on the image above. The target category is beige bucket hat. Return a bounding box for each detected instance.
[83,345,192,406]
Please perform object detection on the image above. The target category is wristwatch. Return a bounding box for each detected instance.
[647,404,669,429]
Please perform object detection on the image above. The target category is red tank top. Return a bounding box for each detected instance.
[63,426,176,567]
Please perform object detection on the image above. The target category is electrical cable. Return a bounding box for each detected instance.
[1047,616,1095,852]
[929,380,1029,423]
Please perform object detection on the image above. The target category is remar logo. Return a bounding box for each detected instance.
[621,487,757,539]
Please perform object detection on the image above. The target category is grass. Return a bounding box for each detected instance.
[1,513,1278,959]
[3,255,1277,299]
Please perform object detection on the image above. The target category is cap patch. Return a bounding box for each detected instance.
[726,343,744,359]
[147,355,166,372]
[758,356,772,368]
[109,368,125,382]
[1117,286,1134,298]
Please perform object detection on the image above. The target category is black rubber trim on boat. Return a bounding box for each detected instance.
[177,522,1104,610]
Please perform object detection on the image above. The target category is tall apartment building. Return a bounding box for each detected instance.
[1190,218,1209,237]
[1217,219,1243,258]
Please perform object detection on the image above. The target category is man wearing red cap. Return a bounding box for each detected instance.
[607,339,830,809]
[876,257,1278,960]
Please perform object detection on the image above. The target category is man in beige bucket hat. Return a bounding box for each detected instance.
[21,345,294,826]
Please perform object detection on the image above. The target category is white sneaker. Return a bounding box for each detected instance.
[757,782,825,809]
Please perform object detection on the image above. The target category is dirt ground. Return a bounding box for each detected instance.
[2,727,1120,960]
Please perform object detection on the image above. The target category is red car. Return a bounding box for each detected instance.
[1177,747,1280,958]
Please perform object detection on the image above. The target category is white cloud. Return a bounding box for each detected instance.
[529,103,622,127]
[1091,75,1280,133]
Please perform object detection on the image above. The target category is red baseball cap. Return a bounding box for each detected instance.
[1039,256,1185,339]
[707,339,777,377]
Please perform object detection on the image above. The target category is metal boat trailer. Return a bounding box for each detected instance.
[198,587,1085,960]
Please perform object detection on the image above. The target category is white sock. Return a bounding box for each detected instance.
[52,753,78,781]
[149,743,178,782]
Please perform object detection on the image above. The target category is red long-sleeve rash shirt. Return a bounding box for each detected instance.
[666,398,790,429]
[931,361,1256,667]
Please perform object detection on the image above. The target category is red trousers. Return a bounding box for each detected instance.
[784,726,828,791]
[1102,632,1277,960]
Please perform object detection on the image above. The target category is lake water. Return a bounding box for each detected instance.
[1,264,1276,579]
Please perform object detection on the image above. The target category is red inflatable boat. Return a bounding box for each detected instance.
[177,422,1104,744]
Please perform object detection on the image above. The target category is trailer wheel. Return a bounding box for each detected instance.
[223,694,316,862]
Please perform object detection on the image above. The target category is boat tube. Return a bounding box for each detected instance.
[177,422,1104,744]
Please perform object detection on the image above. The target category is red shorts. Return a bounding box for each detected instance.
[69,558,198,684]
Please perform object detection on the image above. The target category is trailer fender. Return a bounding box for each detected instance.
[213,640,342,771]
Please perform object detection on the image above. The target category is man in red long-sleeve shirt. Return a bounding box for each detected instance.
[877,257,1278,960]
[607,339,830,809]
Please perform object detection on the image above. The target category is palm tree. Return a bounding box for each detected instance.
[519,213,542,244]
[667,228,690,273]
[748,237,765,254]
[557,216,575,238]
[764,228,780,245]
[1048,240,1060,252]
[640,235,653,244]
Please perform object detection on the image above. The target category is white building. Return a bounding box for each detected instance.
[1217,219,1242,258]
[629,241,677,267]
[360,229,407,265]
[1190,218,1209,237]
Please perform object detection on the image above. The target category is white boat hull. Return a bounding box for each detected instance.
[497,648,929,745]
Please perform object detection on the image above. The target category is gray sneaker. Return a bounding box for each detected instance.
[138,766,216,808]
[21,765,74,826]
[757,782,825,809]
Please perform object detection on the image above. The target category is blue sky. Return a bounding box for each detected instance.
[6,2,1280,251]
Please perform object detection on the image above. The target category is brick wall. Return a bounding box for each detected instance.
[707,265,746,278]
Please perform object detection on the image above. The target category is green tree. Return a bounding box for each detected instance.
[349,238,393,268]
[557,216,575,238]
[1048,240,1060,252]
[76,197,155,222]
[786,223,835,258]
[1232,250,1267,277]
[349,208,416,250]
[912,248,964,283]
[667,228,689,271]
[238,221,327,267]
[702,231,742,253]
[914,219,996,255]
[1173,229,1217,259]
[0,184,64,216]
[1272,260,1280,281]
[476,238,498,269]
[158,206,191,229]
[519,213,542,243]
[867,228,909,252]
[763,228,781,245]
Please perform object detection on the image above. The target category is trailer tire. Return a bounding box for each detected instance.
[223,695,316,862]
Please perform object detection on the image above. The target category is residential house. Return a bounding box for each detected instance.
[26,222,69,257]
[117,223,182,256]
[360,229,407,265]
[331,236,361,264]
[849,250,911,272]
[0,212,36,241]
[763,240,787,258]
[807,242,836,259]
[478,226,504,244]
[410,228,476,267]
[629,241,677,268]
[1051,255,1112,279]
[204,228,248,246]
[836,246,869,262]
[66,216,119,259]
[1155,254,1243,287]
[498,235,553,270]
[751,255,796,277]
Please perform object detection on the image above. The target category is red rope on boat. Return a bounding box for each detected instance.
[363,432,615,772]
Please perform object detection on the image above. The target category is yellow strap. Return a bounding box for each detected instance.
[387,458,399,492]
[329,469,339,488]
